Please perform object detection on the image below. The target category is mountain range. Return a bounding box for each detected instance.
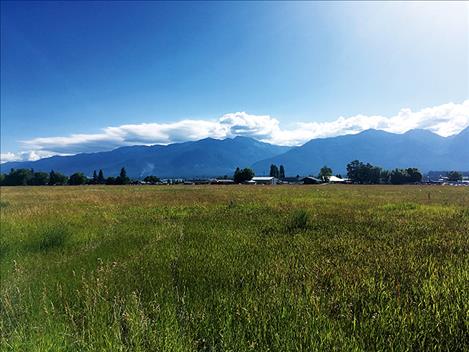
[2,128,468,178]
[1,137,290,178]
[253,127,469,176]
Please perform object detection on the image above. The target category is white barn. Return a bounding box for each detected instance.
[328,176,347,183]
[251,176,278,185]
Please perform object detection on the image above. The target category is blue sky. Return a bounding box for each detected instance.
[1,1,468,161]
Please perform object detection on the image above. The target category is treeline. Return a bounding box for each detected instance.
[346,160,422,184]
[238,161,427,185]
[0,167,150,186]
[1,160,464,187]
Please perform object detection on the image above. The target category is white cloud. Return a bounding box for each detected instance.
[273,100,469,145]
[0,152,20,163]
[219,112,280,139]
[3,100,468,162]
[0,150,59,163]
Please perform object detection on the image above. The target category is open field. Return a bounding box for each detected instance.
[0,185,468,351]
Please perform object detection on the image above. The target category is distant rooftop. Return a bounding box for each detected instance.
[252,176,275,181]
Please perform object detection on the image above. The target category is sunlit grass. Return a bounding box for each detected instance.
[1,185,468,351]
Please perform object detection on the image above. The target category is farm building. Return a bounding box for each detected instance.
[302,176,322,184]
[211,179,235,185]
[282,176,303,184]
[189,179,211,185]
[251,176,278,185]
[328,176,347,183]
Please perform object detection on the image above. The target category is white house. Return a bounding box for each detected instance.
[251,176,277,185]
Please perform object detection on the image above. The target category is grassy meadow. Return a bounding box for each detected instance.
[0,185,468,351]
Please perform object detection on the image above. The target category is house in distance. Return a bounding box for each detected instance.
[301,176,322,184]
[251,176,278,185]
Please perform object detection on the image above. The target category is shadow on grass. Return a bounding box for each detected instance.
[285,209,310,234]
[25,226,71,252]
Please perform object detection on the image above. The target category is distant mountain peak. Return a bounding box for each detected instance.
[356,129,392,136]
[403,128,439,137]
[198,137,219,142]
[233,135,256,141]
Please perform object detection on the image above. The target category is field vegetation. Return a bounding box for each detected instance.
[1,185,468,351]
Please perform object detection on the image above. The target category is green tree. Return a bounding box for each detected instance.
[447,171,462,181]
[389,168,423,184]
[390,169,406,185]
[97,169,105,184]
[233,167,240,183]
[143,175,160,184]
[366,164,382,184]
[406,168,422,183]
[279,165,285,179]
[49,170,68,185]
[347,160,383,184]
[318,166,333,181]
[3,168,33,186]
[116,167,130,185]
[269,164,279,178]
[29,172,49,186]
[347,160,362,183]
[106,176,116,185]
[234,167,254,183]
[68,172,87,185]
[92,170,98,184]
[380,170,391,184]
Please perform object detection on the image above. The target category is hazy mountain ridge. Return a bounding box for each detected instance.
[252,127,469,175]
[2,128,468,178]
[1,136,290,178]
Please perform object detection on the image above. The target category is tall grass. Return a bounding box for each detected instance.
[0,185,468,351]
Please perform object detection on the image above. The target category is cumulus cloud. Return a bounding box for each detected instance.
[219,112,280,139]
[2,100,468,162]
[0,152,20,163]
[0,150,60,163]
[269,100,469,145]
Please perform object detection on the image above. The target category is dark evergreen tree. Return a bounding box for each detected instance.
[97,169,105,184]
[269,164,279,178]
[116,167,130,185]
[92,170,98,184]
[279,165,285,179]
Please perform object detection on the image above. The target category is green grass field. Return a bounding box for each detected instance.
[1,185,468,351]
